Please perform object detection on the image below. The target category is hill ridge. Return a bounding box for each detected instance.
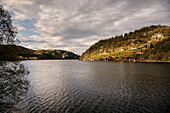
[79,25,170,62]
[0,45,79,60]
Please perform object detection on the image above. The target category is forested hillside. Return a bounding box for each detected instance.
[18,46,79,60]
[0,45,79,60]
[80,25,170,62]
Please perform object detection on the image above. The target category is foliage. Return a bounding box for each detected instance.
[80,25,170,62]
[150,43,154,48]
[0,61,29,112]
[0,45,79,60]
[140,38,170,61]
[33,49,79,59]
[0,45,19,61]
[0,5,19,60]
[0,5,18,45]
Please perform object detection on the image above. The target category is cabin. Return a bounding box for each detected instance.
[120,48,124,51]
[94,58,99,61]
[129,58,139,62]
[142,48,147,50]
[129,47,134,49]
[140,45,144,48]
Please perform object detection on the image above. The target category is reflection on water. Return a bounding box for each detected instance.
[1,60,170,113]
[14,60,170,113]
[0,61,30,112]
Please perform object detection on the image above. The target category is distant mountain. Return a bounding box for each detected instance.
[79,25,170,62]
[0,45,79,60]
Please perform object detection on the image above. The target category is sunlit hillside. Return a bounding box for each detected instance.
[80,25,170,62]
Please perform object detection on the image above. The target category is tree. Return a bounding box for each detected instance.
[0,5,18,45]
[150,43,154,48]
[129,31,133,35]
[144,44,147,48]
[0,61,29,112]
[124,33,128,37]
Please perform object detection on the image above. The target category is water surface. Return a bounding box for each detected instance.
[1,60,170,113]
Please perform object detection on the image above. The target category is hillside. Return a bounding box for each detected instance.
[79,25,170,62]
[18,46,79,60]
[0,45,79,60]
[0,45,18,61]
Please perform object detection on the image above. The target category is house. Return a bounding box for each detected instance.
[109,50,114,52]
[94,58,99,61]
[130,47,134,49]
[119,56,124,59]
[140,45,144,48]
[129,59,136,62]
[117,48,124,51]
[125,57,129,59]
[112,56,116,58]
[90,59,94,61]
[120,48,124,51]
[129,59,133,62]
[142,48,147,50]
[136,52,142,54]
[129,59,139,62]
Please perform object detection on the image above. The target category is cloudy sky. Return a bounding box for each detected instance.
[1,0,170,54]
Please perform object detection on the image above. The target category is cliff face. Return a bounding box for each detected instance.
[80,25,170,62]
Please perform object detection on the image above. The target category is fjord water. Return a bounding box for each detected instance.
[1,60,170,113]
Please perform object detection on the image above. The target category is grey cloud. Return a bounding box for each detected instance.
[1,0,170,54]
[20,38,47,43]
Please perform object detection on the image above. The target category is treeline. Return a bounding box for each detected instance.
[140,38,170,61]
[80,25,170,62]
[0,45,19,61]
[0,45,79,61]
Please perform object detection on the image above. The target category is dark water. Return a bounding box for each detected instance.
[0,60,170,113]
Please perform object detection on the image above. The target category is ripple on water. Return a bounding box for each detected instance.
[5,60,170,113]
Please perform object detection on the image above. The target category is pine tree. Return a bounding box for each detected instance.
[150,43,154,48]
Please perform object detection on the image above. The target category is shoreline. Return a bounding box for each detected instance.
[79,60,170,63]
[1,59,169,63]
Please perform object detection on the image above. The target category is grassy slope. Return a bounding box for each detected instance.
[80,25,170,62]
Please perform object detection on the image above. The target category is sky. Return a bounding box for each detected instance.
[1,0,170,55]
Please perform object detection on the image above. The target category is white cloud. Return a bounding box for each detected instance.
[17,26,26,31]
[1,0,170,54]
